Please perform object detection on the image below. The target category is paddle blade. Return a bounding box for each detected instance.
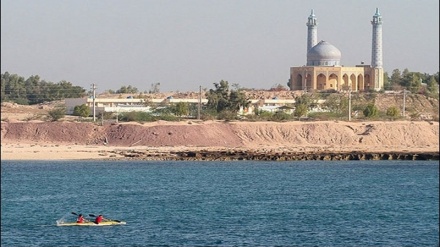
[71,212,78,215]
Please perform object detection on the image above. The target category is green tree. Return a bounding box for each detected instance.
[363,104,378,118]
[48,107,66,121]
[294,93,315,107]
[383,72,391,90]
[172,102,189,117]
[116,85,138,94]
[402,72,422,93]
[323,94,348,115]
[1,72,27,104]
[229,90,249,112]
[401,68,411,87]
[294,104,308,119]
[0,75,5,101]
[149,83,160,93]
[390,69,402,89]
[25,75,41,104]
[2,72,86,104]
[205,80,250,114]
[58,80,86,99]
[73,104,91,118]
[426,76,439,98]
[386,106,400,120]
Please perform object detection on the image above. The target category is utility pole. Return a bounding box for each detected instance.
[197,85,201,120]
[91,83,96,122]
[348,89,352,121]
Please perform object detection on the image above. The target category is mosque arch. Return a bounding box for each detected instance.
[357,74,364,91]
[317,73,326,90]
[342,74,349,91]
[328,73,338,90]
[350,74,357,91]
[295,74,303,90]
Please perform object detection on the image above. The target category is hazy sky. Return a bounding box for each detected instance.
[2,0,439,93]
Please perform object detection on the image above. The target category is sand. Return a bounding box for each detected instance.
[1,120,438,161]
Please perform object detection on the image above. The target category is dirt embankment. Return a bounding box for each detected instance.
[1,120,438,153]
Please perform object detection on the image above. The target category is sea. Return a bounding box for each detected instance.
[1,160,438,247]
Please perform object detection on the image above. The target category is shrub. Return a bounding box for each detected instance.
[119,111,157,122]
[160,115,179,121]
[386,106,400,120]
[271,111,292,121]
[294,104,308,119]
[363,104,378,118]
[217,110,238,121]
[254,110,274,121]
[14,98,29,105]
[48,107,66,121]
[73,104,91,118]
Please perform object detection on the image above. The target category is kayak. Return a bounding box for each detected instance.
[57,220,126,226]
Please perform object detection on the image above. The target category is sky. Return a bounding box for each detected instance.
[1,0,439,93]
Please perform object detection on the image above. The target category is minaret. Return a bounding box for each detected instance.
[371,8,383,68]
[306,9,318,53]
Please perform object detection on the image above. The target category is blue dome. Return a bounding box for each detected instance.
[307,40,341,66]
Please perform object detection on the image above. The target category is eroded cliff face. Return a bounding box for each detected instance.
[230,121,439,151]
[1,120,438,153]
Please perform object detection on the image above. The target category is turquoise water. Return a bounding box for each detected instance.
[1,160,438,246]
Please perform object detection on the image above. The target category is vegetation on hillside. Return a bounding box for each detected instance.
[1,70,438,122]
[1,72,86,104]
[204,80,251,120]
[384,69,439,97]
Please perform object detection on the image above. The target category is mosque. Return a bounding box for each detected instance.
[289,8,384,92]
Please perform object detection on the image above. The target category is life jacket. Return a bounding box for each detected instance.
[77,216,85,223]
[95,215,103,224]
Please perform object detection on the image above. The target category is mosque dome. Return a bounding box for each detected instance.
[307,40,341,66]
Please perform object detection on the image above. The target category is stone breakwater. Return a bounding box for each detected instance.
[109,150,439,161]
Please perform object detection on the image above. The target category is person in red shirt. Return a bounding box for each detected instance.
[76,214,86,223]
[95,214,104,224]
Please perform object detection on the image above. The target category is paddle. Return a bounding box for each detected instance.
[72,212,91,223]
[89,214,122,223]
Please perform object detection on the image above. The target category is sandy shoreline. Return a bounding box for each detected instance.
[2,142,438,161]
[1,120,438,161]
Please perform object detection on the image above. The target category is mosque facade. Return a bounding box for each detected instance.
[289,9,384,92]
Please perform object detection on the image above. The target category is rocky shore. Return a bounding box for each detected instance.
[110,149,439,161]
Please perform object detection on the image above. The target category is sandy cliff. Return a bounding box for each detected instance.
[1,120,438,154]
